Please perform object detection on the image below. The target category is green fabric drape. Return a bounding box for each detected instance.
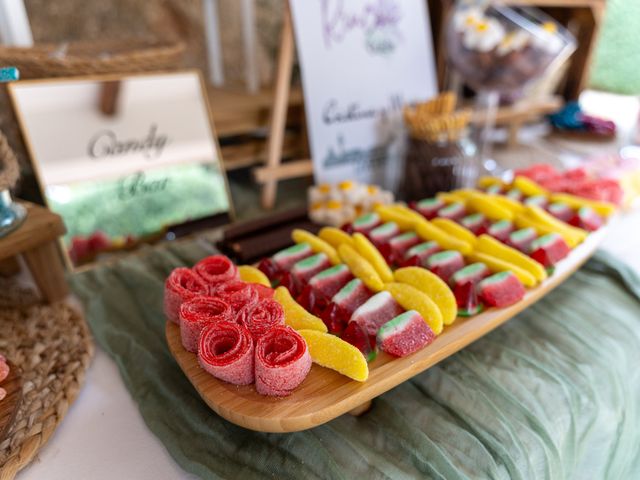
[69,242,640,480]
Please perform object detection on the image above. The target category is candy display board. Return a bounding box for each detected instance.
[166,226,605,432]
[289,0,437,190]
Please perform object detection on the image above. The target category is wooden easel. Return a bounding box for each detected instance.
[254,5,312,210]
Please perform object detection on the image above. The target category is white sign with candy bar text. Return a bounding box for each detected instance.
[289,0,437,190]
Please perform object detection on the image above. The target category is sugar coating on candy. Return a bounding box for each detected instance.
[454,281,483,316]
[377,310,436,357]
[332,278,372,317]
[530,233,571,267]
[338,244,385,292]
[461,213,486,234]
[416,197,444,218]
[255,326,312,396]
[388,232,420,261]
[385,232,420,266]
[352,232,394,283]
[238,265,271,287]
[369,222,400,245]
[309,264,354,298]
[437,202,466,221]
[272,242,313,271]
[340,321,376,362]
[478,271,526,307]
[198,321,254,385]
[525,195,548,209]
[291,253,331,285]
[507,228,538,253]
[242,299,285,341]
[350,291,403,336]
[179,297,233,353]
[291,229,340,265]
[506,188,523,201]
[194,255,239,286]
[298,329,368,382]
[164,267,209,324]
[213,280,259,318]
[252,283,275,299]
[393,267,458,326]
[485,184,502,195]
[450,262,490,287]
[273,286,328,332]
[352,212,381,233]
[406,241,440,261]
[390,231,419,248]
[547,202,573,222]
[427,250,465,283]
[488,220,514,242]
[571,206,603,231]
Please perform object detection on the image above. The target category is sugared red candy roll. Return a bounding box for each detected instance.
[198,321,255,385]
[194,255,239,286]
[213,280,259,318]
[254,326,312,396]
[164,267,209,324]
[179,297,233,352]
[242,299,285,341]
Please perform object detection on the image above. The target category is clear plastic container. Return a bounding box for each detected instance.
[447,2,576,92]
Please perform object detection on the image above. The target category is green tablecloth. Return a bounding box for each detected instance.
[69,241,640,480]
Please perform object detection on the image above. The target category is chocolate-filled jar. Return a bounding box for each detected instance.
[400,135,476,201]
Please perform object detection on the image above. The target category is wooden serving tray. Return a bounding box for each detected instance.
[167,228,605,433]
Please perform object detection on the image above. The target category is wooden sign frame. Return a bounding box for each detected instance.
[8,69,236,271]
[254,4,312,210]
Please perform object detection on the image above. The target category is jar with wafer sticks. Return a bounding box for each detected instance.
[402,92,476,200]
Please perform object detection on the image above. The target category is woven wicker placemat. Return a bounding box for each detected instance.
[0,280,94,480]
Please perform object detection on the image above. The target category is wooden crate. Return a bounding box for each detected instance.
[207,86,307,171]
[430,0,606,99]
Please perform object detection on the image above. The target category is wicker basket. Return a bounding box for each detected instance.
[0,39,184,79]
[0,38,185,202]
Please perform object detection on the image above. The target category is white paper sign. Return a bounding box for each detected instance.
[290,0,438,190]
[10,72,232,267]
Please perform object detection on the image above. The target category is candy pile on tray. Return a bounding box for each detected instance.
[164,255,315,397]
[513,163,623,205]
[256,175,616,370]
[258,229,453,365]
[308,180,394,226]
[168,174,616,391]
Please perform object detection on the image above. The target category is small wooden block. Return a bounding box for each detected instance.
[348,400,372,417]
[0,202,69,303]
[23,241,68,303]
[0,256,20,276]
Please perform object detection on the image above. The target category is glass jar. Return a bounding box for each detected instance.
[401,134,477,201]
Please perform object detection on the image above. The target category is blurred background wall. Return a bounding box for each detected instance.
[24,0,285,89]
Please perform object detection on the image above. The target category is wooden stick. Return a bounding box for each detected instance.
[255,158,313,183]
[260,5,296,209]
